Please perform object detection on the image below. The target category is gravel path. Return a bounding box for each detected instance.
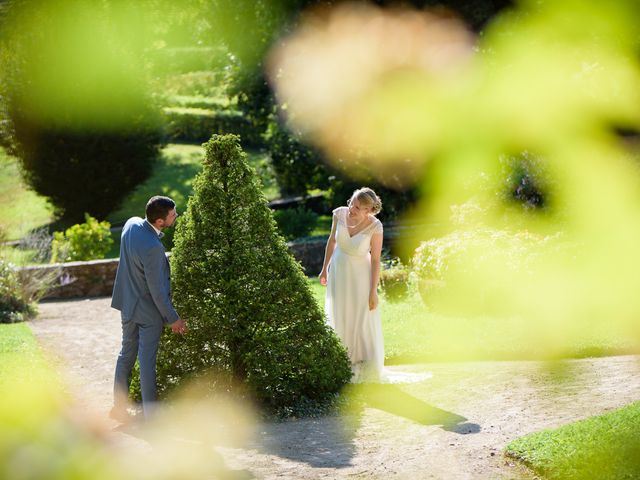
[30,297,640,480]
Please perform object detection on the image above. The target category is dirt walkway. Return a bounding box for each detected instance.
[30,297,640,480]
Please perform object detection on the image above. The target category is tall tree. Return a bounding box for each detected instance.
[0,0,164,222]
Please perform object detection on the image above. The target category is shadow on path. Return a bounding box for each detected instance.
[350,383,477,432]
[256,414,361,469]
[113,421,255,480]
[257,382,478,469]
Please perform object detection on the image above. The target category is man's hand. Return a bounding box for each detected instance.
[171,318,188,335]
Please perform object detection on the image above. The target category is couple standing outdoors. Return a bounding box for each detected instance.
[109,188,385,422]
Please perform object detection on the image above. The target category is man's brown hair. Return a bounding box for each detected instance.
[146,196,176,223]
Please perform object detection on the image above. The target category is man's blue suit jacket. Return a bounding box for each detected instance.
[111,217,179,325]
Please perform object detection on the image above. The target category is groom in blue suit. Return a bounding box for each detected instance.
[110,195,187,422]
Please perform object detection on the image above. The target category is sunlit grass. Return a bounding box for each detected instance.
[168,95,233,110]
[506,401,640,480]
[108,143,280,228]
[107,143,204,225]
[309,214,332,237]
[105,143,279,258]
[0,247,42,265]
[0,148,55,241]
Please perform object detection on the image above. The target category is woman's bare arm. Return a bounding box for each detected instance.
[369,230,383,309]
[319,214,338,286]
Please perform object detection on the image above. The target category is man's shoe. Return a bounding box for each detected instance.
[109,406,135,424]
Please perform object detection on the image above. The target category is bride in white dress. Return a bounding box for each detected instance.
[319,187,385,382]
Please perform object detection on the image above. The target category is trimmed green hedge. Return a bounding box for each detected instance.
[168,95,232,110]
[133,134,351,413]
[163,107,260,146]
[149,46,227,76]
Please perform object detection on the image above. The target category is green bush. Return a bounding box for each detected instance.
[264,120,331,196]
[135,134,351,412]
[380,260,410,302]
[168,95,232,110]
[272,207,318,240]
[264,120,417,219]
[163,107,260,146]
[0,259,36,323]
[411,224,554,313]
[51,214,113,263]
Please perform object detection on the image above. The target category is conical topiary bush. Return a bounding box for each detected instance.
[150,134,351,410]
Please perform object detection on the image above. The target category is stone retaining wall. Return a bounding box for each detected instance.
[28,241,328,300]
[28,227,418,300]
[23,258,120,300]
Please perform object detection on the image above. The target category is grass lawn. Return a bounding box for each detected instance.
[105,143,279,257]
[506,401,640,480]
[0,322,52,386]
[307,278,432,363]
[0,148,55,241]
[310,214,332,237]
[306,278,639,364]
[107,143,205,225]
[108,143,279,227]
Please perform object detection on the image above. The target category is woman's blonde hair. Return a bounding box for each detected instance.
[348,187,382,215]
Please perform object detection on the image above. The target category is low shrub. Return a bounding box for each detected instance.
[264,120,330,196]
[0,259,36,323]
[51,214,113,263]
[272,207,319,240]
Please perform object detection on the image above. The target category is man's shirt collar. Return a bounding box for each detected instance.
[145,218,163,238]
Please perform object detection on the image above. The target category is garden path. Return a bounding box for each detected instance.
[30,297,640,480]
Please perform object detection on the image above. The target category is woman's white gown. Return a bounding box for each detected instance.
[326,207,385,382]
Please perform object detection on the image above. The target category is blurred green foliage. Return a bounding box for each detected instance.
[379,259,410,302]
[271,0,640,360]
